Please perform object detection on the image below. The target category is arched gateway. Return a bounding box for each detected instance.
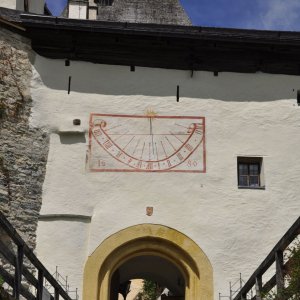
[83,224,213,300]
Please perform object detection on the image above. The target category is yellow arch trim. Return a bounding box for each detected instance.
[83,224,213,300]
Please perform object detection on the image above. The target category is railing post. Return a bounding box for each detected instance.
[37,269,44,300]
[275,250,284,295]
[55,287,59,300]
[240,273,243,291]
[255,276,262,300]
[14,245,24,300]
[0,212,74,300]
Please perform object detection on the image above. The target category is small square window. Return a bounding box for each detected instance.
[237,157,265,189]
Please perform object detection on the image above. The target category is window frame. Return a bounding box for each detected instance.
[237,157,265,190]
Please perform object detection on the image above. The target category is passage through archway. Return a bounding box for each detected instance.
[112,255,186,300]
[83,224,213,300]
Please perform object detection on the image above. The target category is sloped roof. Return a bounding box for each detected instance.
[0,7,22,23]
[2,8,300,76]
[97,0,191,25]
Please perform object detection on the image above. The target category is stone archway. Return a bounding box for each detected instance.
[83,224,213,300]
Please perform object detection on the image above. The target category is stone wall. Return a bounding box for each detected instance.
[97,0,191,25]
[0,27,49,249]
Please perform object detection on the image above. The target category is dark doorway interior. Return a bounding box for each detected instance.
[110,255,185,300]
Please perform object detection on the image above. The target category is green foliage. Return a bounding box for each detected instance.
[137,279,159,300]
[284,240,300,299]
[0,275,4,287]
[263,239,300,300]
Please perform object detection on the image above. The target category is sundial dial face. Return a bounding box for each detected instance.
[88,112,206,173]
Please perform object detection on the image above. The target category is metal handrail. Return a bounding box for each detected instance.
[233,217,300,300]
[0,211,73,300]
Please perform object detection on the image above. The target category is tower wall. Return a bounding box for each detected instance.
[1,11,300,300]
[97,0,191,25]
[28,54,300,297]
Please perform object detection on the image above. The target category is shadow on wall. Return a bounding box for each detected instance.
[59,132,86,144]
[32,54,299,102]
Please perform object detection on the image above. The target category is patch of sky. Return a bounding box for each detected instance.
[45,0,300,31]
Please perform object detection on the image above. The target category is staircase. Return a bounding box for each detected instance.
[0,211,76,300]
[221,217,300,300]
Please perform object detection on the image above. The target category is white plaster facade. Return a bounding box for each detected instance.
[1,0,45,13]
[31,54,300,299]
[68,2,88,19]
[16,0,45,14]
[1,1,16,9]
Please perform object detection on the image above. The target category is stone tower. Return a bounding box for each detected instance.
[96,0,191,25]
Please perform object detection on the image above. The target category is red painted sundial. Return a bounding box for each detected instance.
[88,112,206,173]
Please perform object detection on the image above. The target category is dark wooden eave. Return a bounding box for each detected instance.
[18,14,300,75]
[0,7,25,32]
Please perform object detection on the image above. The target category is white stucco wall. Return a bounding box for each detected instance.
[69,3,88,19]
[16,0,45,14]
[37,218,90,296]
[32,54,300,299]
[1,0,16,9]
